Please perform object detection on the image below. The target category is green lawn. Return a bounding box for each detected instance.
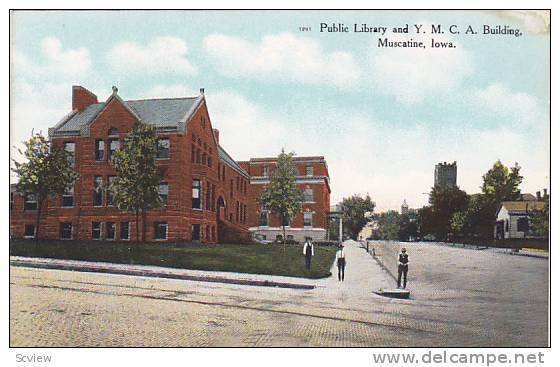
[9,240,336,279]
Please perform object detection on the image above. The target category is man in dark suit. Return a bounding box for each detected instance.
[397,248,409,289]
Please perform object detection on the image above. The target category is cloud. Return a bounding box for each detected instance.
[496,10,550,34]
[467,83,544,126]
[13,37,91,81]
[204,32,361,88]
[133,84,197,99]
[370,22,472,104]
[107,36,197,75]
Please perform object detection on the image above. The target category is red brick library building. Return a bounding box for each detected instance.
[10,86,331,243]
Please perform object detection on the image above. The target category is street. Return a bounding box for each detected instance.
[10,241,549,347]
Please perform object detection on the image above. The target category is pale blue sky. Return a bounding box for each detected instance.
[10,10,550,210]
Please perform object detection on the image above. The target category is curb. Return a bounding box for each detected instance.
[9,259,315,290]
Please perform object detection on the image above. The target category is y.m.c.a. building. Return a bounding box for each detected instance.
[10,86,331,243]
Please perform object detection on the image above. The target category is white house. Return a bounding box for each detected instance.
[495,201,545,239]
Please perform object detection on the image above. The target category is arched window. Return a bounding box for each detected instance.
[108,127,119,137]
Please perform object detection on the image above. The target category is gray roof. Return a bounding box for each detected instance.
[218,146,249,178]
[52,95,202,135]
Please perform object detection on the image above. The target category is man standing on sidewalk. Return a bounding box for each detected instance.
[336,244,346,281]
[303,237,314,270]
[397,248,409,288]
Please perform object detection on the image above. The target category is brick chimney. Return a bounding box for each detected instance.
[543,188,548,198]
[213,128,220,144]
[536,191,541,201]
[72,86,98,111]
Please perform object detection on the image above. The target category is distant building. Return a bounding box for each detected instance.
[434,161,457,188]
[495,200,545,239]
[401,200,409,215]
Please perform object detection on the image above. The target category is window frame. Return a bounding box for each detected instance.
[61,185,74,208]
[156,138,170,160]
[95,139,105,161]
[24,224,36,238]
[154,222,168,240]
[24,192,38,211]
[120,222,130,241]
[59,222,73,240]
[304,212,313,228]
[92,222,102,240]
[106,221,116,240]
[93,176,104,207]
[192,179,202,209]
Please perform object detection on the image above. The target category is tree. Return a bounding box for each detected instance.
[373,210,400,240]
[428,185,469,240]
[532,198,549,238]
[12,132,79,244]
[339,194,375,240]
[482,160,523,209]
[260,150,303,246]
[110,123,163,242]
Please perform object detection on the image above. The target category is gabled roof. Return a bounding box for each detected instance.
[218,145,249,179]
[501,201,546,213]
[50,92,203,137]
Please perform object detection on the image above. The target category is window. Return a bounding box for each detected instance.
[60,222,73,240]
[92,222,101,240]
[236,177,240,191]
[157,139,170,159]
[108,127,119,137]
[303,187,314,202]
[263,166,269,177]
[93,176,103,206]
[230,179,233,198]
[95,140,105,161]
[196,149,201,163]
[108,139,120,160]
[120,222,130,240]
[24,193,37,211]
[222,166,225,181]
[191,144,195,163]
[192,224,201,241]
[107,176,116,206]
[159,183,169,206]
[218,163,221,180]
[304,212,313,228]
[205,182,211,210]
[236,201,240,222]
[24,224,36,238]
[207,156,212,168]
[211,184,216,211]
[154,222,168,240]
[282,214,290,227]
[192,179,202,209]
[62,185,74,207]
[306,166,314,176]
[106,222,116,240]
[64,142,75,166]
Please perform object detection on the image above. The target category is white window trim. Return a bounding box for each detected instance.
[155,222,168,241]
[120,222,131,241]
[106,222,116,241]
[23,224,36,239]
[92,222,102,240]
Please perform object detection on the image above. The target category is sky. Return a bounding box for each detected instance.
[10,10,550,211]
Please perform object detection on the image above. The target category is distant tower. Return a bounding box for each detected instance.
[401,200,409,215]
[434,161,457,188]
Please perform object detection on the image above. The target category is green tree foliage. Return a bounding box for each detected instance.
[12,132,79,243]
[532,198,549,238]
[398,213,419,241]
[373,210,400,240]
[482,160,523,209]
[428,185,469,240]
[110,123,162,242]
[339,194,376,240]
[260,150,303,245]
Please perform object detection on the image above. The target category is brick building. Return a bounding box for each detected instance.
[10,86,331,243]
[239,156,331,242]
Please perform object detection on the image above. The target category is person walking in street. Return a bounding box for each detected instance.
[336,244,346,281]
[397,247,409,288]
[303,237,314,270]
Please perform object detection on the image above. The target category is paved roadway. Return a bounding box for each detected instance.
[10,241,548,347]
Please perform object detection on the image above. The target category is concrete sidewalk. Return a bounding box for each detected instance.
[10,240,392,295]
[313,240,393,300]
[9,256,316,289]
